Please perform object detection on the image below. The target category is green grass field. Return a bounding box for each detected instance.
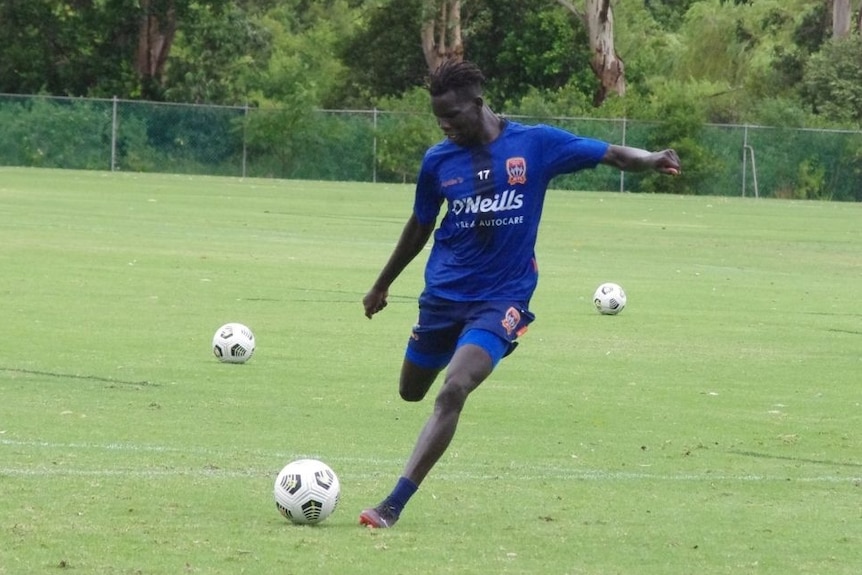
[1,167,860,575]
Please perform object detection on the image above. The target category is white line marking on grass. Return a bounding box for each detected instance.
[0,467,268,479]
[0,437,402,466]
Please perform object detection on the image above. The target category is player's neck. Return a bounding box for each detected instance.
[479,107,506,145]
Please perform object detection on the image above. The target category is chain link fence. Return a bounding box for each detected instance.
[1,94,859,201]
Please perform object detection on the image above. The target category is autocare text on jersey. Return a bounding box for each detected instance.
[454,215,524,229]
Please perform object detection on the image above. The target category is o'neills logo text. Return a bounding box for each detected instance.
[451,189,524,216]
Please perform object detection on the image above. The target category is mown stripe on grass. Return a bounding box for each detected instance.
[0,466,858,483]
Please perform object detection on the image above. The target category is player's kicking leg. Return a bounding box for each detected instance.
[360,343,496,528]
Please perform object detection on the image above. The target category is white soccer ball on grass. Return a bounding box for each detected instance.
[593,282,627,315]
[274,459,341,525]
[212,322,255,363]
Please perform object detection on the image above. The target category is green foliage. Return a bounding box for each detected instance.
[336,0,429,104]
[769,45,808,93]
[614,2,679,90]
[249,2,353,107]
[750,97,814,129]
[0,97,112,169]
[654,0,837,124]
[631,82,723,195]
[508,85,594,119]
[233,3,364,176]
[643,0,706,31]
[794,157,830,200]
[468,0,595,107]
[130,102,245,173]
[672,1,749,84]
[792,1,831,54]
[339,0,597,110]
[163,3,272,105]
[849,140,862,201]
[801,35,862,126]
[746,125,862,202]
[113,112,156,172]
[374,88,440,183]
[246,109,375,180]
[244,103,314,178]
[0,0,141,97]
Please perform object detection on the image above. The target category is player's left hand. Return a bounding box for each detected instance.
[655,149,681,175]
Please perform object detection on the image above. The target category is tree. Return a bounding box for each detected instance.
[136,0,180,99]
[0,0,237,99]
[467,0,594,107]
[163,3,271,104]
[421,0,464,72]
[832,0,862,37]
[374,88,440,182]
[338,0,594,108]
[336,0,429,103]
[0,0,141,96]
[554,0,625,106]
[801,34,862,124]
[643,0,699,30]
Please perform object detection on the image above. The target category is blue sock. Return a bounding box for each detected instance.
[383,476,418,516]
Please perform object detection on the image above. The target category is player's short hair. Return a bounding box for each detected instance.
[428,59,485,97]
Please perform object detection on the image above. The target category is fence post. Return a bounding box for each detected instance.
[744,143,759,198]
[742,124,748,197]
[372,107,378,183]
[111,96,118,171]
[619,117,627,192]
[242,103,249,179]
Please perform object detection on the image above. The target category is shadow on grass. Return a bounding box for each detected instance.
[730,450,862,468]
[0,367,155,387]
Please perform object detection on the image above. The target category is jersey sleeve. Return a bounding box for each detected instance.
[413,155,443,225]
[539,124,610,178]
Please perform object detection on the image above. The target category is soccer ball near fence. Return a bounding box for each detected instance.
[212,322,255,363]
[593,282,627,315]
[274,459,341,525]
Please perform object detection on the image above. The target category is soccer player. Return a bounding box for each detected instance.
[359,60,680,528]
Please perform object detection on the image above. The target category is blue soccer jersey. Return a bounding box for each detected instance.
[413,121,609,303]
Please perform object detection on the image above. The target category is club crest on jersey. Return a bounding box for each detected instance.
[506,157,527,185]
[501,307,521,336]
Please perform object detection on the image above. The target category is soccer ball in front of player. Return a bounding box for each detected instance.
[593,282,627,315]
[212,322,255,363]
[274,459,341,525]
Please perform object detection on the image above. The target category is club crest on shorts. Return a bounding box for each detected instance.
[506,157,527,185]
[501,307,521,336]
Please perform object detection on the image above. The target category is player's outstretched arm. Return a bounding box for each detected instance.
[601,145,680,175]
[363,214,435,319]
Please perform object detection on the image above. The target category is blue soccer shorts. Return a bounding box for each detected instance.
[404,296,535,370]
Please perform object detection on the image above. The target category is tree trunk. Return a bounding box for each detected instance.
[833,0,852,37]
[136,0,178,98]
[585,0,626,106]
[421,0,463,73]
[556,0,626,107]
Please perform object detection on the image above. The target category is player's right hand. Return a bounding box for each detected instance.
[363,287,388,319]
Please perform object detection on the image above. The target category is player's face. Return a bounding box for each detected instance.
[431,89,483,147]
